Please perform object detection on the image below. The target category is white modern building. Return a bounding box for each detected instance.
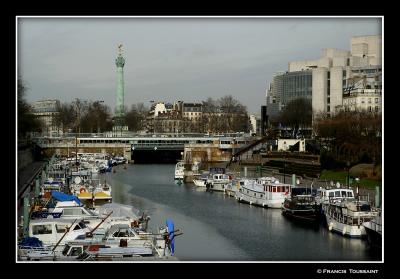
[249,114,260,135]
[31,99,61,134]
[267,35,382,119]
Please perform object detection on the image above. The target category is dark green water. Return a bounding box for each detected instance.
[99,164,381,261]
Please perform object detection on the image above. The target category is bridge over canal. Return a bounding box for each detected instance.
[32,133,257,163]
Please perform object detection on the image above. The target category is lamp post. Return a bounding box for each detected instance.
[347,161,350,188]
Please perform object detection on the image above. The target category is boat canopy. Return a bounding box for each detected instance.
[98,203,140,219]
[51,191,82,206]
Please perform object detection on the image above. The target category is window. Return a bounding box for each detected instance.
[70,247,83,256]
[343,70,346,77]
[375,98,379,103]
[32,224,52,235]
[329,192,334,197]
[341,191,347,197]
[335,191,340,197]
[327,71,330,79]
[347,192,353,197]
[347,58,350,66]
[375,106,379,112]
[368,98,372,104]
[368,106,372,112]
[327,97,330,104]
[327,106,330,112]
[56,224,68,233]
[73,224,82,230]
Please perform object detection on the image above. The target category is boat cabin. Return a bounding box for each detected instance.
[29,219,89,246]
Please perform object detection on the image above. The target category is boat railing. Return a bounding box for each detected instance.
[327,206,376,226]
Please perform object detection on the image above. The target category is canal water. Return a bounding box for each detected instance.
[99,164,381,261]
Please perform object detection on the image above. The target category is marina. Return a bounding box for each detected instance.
[16,18,382,266]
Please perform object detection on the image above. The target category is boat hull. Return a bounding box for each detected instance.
[325,213,366,238]
[282,207,319,222]
[235,192,284,208]
[364,225,382,249]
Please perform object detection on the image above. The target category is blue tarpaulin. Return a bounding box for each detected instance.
[19,237,43,248]
[51,191,82,206]
[166,219,174,255]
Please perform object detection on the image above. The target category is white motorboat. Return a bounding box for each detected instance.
[205,173,232,192]
[174,161,185,180]
[26,218,90,248]
[324,196,379,238]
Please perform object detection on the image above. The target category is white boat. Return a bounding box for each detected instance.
[27,218,90,248]
[174,162,185,180]
[235,177,293,208]
[205,173,232,192]
[324,196,379,238]
[363,211,382,248]
[193,173,209,187]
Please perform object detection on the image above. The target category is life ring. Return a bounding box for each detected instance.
[80,188,87,193]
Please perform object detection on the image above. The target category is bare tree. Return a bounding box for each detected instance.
[18,77,42,137]
[54,102,76,133]
[279,98,312,137]
[313,110,382,165]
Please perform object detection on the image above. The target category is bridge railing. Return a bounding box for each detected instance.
[31,132,252,139]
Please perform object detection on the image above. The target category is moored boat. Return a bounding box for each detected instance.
[324,196,379,238]
[282,194,320,222]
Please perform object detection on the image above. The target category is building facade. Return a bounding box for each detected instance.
[31,99,61,134]
[267,34,382,119]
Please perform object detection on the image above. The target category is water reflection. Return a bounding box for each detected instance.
[100,164,381,261]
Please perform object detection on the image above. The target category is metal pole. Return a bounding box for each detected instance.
[23,196,30,237]
[35,178,40,198]
[283,156,286,184]
[375,186,380,208]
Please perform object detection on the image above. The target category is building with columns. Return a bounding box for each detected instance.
[31,99,61,134]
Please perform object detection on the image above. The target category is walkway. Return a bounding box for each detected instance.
[18,161,45,199]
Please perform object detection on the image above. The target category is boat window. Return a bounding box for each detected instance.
[341,191,347,197]
[260,194,263,198]
[347,192,353,197]
[79,221,87,229]
[32,224,52,235]
[335,191,341,197]
[56,224,68,233]
[254,193,256,197]
[329,192,334,197]
[70,247,83,256]
[73,224,82,230]
[62,245,71,256]
[272,187,276,193]
[63,208,83,216]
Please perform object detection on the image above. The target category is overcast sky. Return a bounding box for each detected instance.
[18,17,381,114]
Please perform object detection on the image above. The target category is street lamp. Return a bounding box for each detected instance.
[347,161,350,188]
